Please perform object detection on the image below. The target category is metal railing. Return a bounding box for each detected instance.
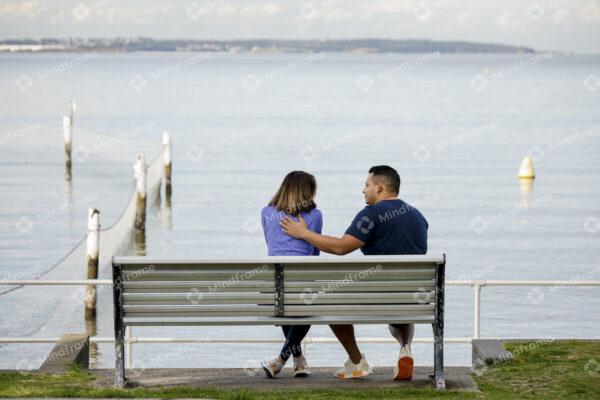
[1,279,599,368]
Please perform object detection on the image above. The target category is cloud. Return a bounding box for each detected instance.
[457,10,481,25]
[495,10,527,29]
[579,1,600,21]
[0,0,46,19]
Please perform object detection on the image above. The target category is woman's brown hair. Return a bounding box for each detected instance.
[269,171,317,216]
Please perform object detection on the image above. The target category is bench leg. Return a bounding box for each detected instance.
[112,261,127,388]
[429,322,446,390]
[114,327,126,387]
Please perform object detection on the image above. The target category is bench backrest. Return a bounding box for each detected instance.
[113,255,445,323]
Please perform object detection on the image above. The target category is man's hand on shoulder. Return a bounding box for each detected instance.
[280,214,309,239]
[281,215,364,256]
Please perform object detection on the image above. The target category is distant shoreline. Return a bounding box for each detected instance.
[0,37,538,54]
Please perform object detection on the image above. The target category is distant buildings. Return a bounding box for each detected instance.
[0,38,537,53]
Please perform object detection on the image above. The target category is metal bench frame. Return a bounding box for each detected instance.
[112,255,446,389]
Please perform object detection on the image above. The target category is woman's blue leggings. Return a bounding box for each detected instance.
[279,325,311,360]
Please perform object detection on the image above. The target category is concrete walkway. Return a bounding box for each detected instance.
[92,366,478,391]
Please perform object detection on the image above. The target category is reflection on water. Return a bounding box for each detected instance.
[134,229,146,256]
[64,165,72,196]
[519,179,535,209]
[158,203,172,229]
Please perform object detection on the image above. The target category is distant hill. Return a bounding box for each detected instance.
[0,37,536,53]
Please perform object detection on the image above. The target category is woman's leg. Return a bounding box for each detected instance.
[279,325,311,360]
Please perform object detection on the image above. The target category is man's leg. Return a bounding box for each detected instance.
[389,323,414,347]
[390,323,415,381]
[329,324,362,363]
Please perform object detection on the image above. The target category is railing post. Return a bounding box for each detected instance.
[473,283,483,339]
[126,326,133,369]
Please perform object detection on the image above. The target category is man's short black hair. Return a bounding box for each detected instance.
[368,165,400,195]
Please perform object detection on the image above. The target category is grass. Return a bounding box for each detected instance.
[0,340,598,399]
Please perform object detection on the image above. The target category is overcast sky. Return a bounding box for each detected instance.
[1,0,599,53]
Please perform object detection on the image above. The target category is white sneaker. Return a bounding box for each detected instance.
[293,355,310,377]
[261,357,285,378]
[335,354,372,379]
[393,345,414,381]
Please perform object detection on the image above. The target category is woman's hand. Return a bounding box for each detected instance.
[280,215,309,239]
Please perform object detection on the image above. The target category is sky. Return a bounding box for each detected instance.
[0,0,599,53]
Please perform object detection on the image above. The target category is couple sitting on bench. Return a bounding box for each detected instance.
[259,165,429,380]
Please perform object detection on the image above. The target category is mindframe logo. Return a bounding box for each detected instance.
[356,215,374,234]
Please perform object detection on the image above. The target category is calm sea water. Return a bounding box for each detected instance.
[0,52,599,370]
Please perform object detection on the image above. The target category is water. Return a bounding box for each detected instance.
[0,52,599,370]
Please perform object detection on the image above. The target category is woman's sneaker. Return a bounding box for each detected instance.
[261,357,285,378]
[293,355,310,378]
[393,345,414,381]
[335,354,372,379]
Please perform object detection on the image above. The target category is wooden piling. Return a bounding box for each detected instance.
[162,131,172,204]
[63,115,72,171]
[134,154,147,233]
[85,208,100,316]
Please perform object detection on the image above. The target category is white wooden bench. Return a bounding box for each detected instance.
[111,255,446,389]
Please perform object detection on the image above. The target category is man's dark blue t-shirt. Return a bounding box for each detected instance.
[345,199,428,255]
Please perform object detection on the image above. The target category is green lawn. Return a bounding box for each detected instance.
[0,340,598,399]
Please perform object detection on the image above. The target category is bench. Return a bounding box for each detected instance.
[111,254,446,389]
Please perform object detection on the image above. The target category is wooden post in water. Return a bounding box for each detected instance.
[85,208,100,316]
[162,131,172,204]
[63,115,72,172]
[134,154,147,233]
[134,155,147,255]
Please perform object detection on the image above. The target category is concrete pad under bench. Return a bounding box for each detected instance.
[38,333,89,374]
[91,366,477,391]
[472,339,513,370]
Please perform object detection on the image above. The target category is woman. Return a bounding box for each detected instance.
[260,171,322,378]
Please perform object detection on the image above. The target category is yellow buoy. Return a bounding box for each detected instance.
[517,156,536,179]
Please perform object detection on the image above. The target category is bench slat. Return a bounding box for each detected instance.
[284,269,435,281]
[123,293,274,305]
[122,315,436,326]
[122,263,275,271]
[284,292,435,304]
[284,280,435,292]
[122,268,433,281]
[122,281,275,293]
[284,304,434,314]
[123,304,434,318]
[115,255,445,266]
[122,292,433,305]
[123,271,274,281]
[125,311,276,318]
[282,263,439,270]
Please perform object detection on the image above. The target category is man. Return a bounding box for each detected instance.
[280,165,428,380]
